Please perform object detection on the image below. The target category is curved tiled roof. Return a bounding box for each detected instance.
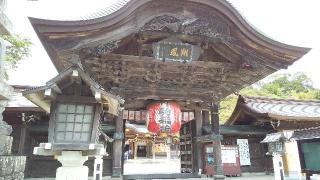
[244,96,320,119]
[226,95,320,125]
[291,126,320,140]
[80,0,130,20]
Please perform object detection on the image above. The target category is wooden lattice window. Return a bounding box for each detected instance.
[54,104,94,143]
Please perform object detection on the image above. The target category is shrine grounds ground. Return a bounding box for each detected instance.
[25,159,275,179]
[25,174,275,180]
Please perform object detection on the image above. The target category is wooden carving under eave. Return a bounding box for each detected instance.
[140,15,231,42]
[80,53,273,102]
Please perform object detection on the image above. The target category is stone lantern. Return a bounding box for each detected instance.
[23,64,124,180]
[261,132,290,180]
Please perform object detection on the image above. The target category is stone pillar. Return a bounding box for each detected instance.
[0,86,26,180]
[0,8,26,179]
[195,109,203,175]
[56,151,89,180]
[210,103,225,180]
[112,110,124,177]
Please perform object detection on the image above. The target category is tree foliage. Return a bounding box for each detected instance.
[219,72,320,123]
[1,34,32,79]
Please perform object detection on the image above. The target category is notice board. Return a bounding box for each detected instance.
[301,142,320,171]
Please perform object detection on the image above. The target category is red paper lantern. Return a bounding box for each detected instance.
[146,101,181,134]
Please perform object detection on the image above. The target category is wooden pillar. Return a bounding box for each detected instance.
[112,110,124,177]
[152,142,156,159]
[134,142,138,159]
[210,103,225,180]
[18,121,27,155]
[195,109,203,174]
[129,142,134,159]
[202,110,210,126]
[121,119,126,175]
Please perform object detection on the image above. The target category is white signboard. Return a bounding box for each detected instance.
[221,148,237,163]
[237,139,251,165]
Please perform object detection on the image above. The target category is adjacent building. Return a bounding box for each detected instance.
[225,95,320,179]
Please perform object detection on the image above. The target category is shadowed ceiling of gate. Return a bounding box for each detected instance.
[29,0,310,109]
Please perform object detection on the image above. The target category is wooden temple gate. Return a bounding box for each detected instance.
[26,0,309,178]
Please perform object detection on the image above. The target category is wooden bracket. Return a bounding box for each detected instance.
[71,70,81,84]
[44,88,56,100]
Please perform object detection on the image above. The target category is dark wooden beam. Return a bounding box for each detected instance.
[92,53,237,70]
[210,43,242,64]
[112,110,124,177]
[194,109,203,174]
[18,122,27,155]
[210,103,225,179]
[56,95,97,104]
[202,110,210,126]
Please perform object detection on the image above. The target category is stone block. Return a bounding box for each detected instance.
[0,135,12,155]
[0,11,12,35]
[0,155,26,179]
[0,82,13,100]
[0,156,14,176]
[13,156,26,173]
[12,172,24,180]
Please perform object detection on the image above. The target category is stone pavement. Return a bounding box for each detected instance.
[25,158,275,179]
[25,174,274,180]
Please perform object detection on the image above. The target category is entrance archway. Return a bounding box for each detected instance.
[28,0,309,178]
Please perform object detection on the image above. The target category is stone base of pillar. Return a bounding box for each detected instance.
[93,156,103,180]
[56,166,88,180]
[56,151,88,180]
[166,145,171,160]
[214,174,226,180]
[112,167,122,177]
[0,124,26,180]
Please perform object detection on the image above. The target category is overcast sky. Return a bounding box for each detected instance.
[5,0,320,88]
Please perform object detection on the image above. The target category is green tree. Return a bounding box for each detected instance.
[261,72,313,97]
[1,34,32,79]
[219,72,320,123]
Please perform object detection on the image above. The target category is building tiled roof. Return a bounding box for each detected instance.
[243,96,320,119]
[31,0,130,21]
[226,95,320,125]
[81,0,130,20]
[291,126,320,141]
